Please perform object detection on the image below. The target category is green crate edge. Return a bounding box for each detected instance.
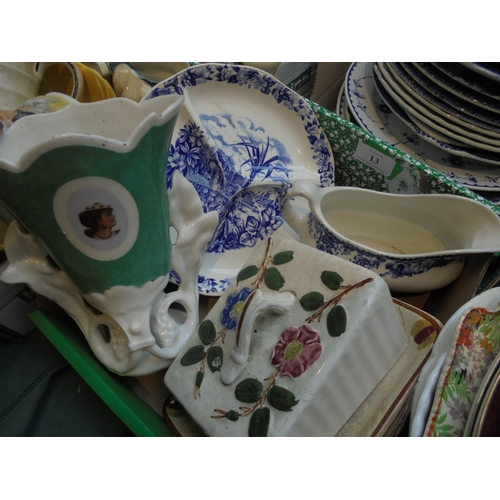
[309,99,500,216]
[29,309,175,437]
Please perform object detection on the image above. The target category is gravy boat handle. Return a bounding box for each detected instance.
[281,179,320,240]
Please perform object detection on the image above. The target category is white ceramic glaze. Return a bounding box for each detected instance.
[164,235,407,437]
[163,297,441,437]
[0,62,84,109]
[112,64,152,103]
[281,179,500,293]
[0,96,218,376]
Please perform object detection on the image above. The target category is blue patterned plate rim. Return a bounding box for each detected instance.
[143,63,335,295]
[395,63,500,133]
[372,67,500,166]
[407,63,500,114]
[460,63,500,84]
[375,63,500,152]
[383,63,500,140]
[345,62,500,191]
[408,63,500,126]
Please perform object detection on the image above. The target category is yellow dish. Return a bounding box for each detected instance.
[76,62,117,102]
[38,63,116,103]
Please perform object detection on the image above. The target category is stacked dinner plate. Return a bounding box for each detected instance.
[340,62,500,201]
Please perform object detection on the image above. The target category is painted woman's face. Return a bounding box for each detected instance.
[99,209,116,229]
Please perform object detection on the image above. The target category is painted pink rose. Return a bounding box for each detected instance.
[271,325,322,378]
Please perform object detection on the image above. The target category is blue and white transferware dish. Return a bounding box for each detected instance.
[371,66,500,165]
[432,62,500,103]
[346,62,500,190]
[399,63,500,130]
[408,63,500,116]
[143,63,335,295]
[375,63,500,150]
[281,179,500,293]
[385,63,500,139]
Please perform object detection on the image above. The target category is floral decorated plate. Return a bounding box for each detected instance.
[463,347,500,436]
[345,62,500,191]
[409,287,500,436]
[423,302,500,437]
[143,64,335,295]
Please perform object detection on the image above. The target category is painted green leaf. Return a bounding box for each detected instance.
[438,424,454,431]
[321,271,343,290]
[198,319,216,345]
[299,291,325,311]
[180,345,206,366]
[235,378,263,403]
[237,265,259,284]
[272,251,294,265]
[327,305,347,337]
[249,407,270,437]
[207,345,223,373]
[196,370,204,388]
[267,385,299,412]
[264,267,285,290]
[436,412,447,425]
[226,410,240,422]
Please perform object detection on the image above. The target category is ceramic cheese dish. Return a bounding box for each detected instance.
[164,235,408,437]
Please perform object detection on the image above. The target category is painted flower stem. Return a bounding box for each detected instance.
[306,277,373,324]
[251,237,273,289]
[212,369,280,420]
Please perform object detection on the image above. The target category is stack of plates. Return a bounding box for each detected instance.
[340,62,500,199]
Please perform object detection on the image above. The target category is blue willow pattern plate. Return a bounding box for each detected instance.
[144,64,334,295]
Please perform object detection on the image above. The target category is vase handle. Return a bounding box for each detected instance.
[148,171,219,360]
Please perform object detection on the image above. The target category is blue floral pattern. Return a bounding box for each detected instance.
[308,214,455,280]
[146,64,334,292]
[220,286,253,331]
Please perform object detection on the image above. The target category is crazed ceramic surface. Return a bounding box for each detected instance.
[164,235,407,437]
[143,63,335,295]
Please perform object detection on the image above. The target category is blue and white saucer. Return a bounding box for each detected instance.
[144,64,335,295]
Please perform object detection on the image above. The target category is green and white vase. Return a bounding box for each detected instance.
[0,95,218,375]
